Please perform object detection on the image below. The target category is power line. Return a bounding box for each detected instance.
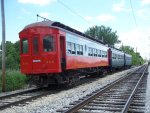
[57,0,89,24]
[130,0,138,27]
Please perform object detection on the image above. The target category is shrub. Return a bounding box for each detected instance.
[0,70,27,92]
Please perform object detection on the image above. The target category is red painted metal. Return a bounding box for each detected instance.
[66,55,109,69]
[19,27,62,74]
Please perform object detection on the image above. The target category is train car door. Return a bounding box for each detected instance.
[31,35,43,73]
[60,36,66,70]
[108,48,112,67]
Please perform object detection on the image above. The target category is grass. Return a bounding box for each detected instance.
[0,70,28,92]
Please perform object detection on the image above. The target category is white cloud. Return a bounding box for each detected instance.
[39,12,50,18]
[119,27,150,59]
[112,0,124,12]
[141,0,150,6]
[18,0,56,6]
[112,0,131,12]
[84,14,116,23]
[96,14,116,22]
[21,8,31,15]
[136,8,150,20]
[136,8,148,16]
[84,16,93,21]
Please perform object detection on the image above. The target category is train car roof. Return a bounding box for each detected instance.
[24,21,106,45]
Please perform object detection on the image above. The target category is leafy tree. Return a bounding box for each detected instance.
[5,41,19,69]
[0,41,20,70]
[14,41,20,68]
[120,45,145,65]
[85,25,121,46]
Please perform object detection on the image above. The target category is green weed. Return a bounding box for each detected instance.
[0,70,27,92]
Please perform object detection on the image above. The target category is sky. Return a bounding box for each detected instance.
[0,0,150,59]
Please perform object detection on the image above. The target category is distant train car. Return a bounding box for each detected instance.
[109,48,125,68]
[124,53,132,68]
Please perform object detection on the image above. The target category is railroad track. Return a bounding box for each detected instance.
[0,66,143,111]
[0,87,52,110]
[0,75,108,110]
[58,64,148,113]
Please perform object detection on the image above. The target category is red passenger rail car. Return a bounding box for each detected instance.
[19,21,111,86]
[19,20,132,86]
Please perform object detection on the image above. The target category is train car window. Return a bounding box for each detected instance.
[93,49,95,56]
[113,54,115,59]
[102,51,104,57]
[94,49,97,57]
[21,39,28,54]
[33,37,39,54]
[100,50,102,57]
[105,51,107,57]
[95,49,98,57]
[115,54,117,59]
[103,51,106,58]
[80,45,83,55]
[91,48,93,56]
[104,51,106,57]
[88,47,90,56]
[98,50,100,57]
[76,44,83,55]
[43,35,54,52]
[67,42,71,54]
[77,44,80,55]
[97,50,100,57]
[71,43,76,54]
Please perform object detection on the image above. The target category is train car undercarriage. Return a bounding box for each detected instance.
[28,66,109,87]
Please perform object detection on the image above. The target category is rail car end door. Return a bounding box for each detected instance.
[31,35,43,73]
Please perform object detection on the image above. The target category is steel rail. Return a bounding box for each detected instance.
[0,91,52,110]
[62,66,143,113]
[121,65,148,113]
[0,87,50,110]
[0,87,42,100]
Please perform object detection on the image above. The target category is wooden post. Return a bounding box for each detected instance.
[1,0,6,92]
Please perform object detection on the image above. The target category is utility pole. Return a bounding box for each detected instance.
[136,47,138,65]
[1,0,6,92]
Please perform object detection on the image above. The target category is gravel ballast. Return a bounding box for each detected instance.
[145,65,150,113]
[0,68,138,113]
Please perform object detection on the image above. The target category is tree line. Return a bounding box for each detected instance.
[0,25,145,70]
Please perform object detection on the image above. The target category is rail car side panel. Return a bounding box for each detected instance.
[66,56,108,69]
[65,33,109,69]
